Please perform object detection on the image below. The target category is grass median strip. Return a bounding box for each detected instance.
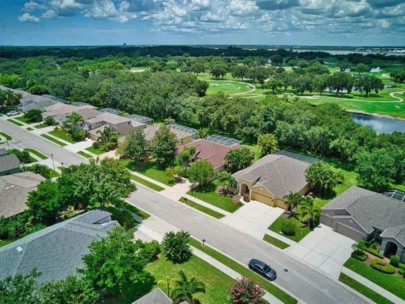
[24,148,48,160]
[180,197,225,219]
[77,150,93,158]
[0,131,12,141]
[41,134,67,147]
[7,119,24,126]
[130,173,164,192]
[48,130,76,143]
[263,234,290,249]
[189,238,297,304]
[339,273,393,304]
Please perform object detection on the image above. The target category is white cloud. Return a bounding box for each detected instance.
[18,12,41,23]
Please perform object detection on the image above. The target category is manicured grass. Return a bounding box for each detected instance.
[268,214,310,243]
[344,257,405,300]
[339,273,393,304]
[15,116,32,124]
[122,202,150,219]
[26,127,33,131]
[24,148,47,160]
[7,119,24,126]
[77,150,93,158]
[263,234,290,249]
[179,197,225,219]
[48,130,76,143]
[41,134,67,147]
[0,131,12,141]
[131,162,175,186]
[0,240,12,248]
[146,255,232,304]
[34,123,50,129]
[85,146,105,155]
[188,183,239,213]
[189,238,297,304]
[130,174,164,192]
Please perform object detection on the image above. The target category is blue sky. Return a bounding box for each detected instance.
[1,0,404,46]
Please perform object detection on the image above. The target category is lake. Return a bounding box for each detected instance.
[350,113,405,134]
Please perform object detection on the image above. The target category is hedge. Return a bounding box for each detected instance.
[370,259,396,274]
[351,251,368,261]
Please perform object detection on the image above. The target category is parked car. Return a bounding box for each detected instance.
[248,258,277,280]
[6,111,20,117]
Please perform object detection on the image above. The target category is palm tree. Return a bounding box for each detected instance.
[352,240,366,255]
[170,270,206,304]
[299,196,320,228]
[64,112,84,135]
[97,125,117,145]
[158,276,177,297]
[283,191,302,217]
[216,171,236,195]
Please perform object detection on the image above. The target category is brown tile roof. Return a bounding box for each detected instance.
[144,125,193,142]
[177,139,240,170]
[75,108,102,120]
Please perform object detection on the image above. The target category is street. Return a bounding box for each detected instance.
[0,118,86,167]
[128,186,369,304]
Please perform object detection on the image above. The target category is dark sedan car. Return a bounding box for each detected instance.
[248,259,277,280]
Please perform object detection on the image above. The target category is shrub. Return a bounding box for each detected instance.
[390,255,400,267]
[351,251,367,261]
[228,277,265,304]
[139,240,161,262]
[162,230,192,264]
[281,221,297,236]
[365,247,384,259]
[370,259,396,274]
[8,149,31,163]
[92,141,100,149]
[44,116,56,126]
[109,208,137,230]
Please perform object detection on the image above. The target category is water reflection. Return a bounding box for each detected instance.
[350,113,405,134]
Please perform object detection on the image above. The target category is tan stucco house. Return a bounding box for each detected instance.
[321,186,405,262]
[85,113,133,140]
[232,151,316,209]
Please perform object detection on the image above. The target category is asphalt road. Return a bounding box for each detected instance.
[128,186,369,304]
[0,118,85,167]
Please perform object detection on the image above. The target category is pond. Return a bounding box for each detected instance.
[350,112,405,134]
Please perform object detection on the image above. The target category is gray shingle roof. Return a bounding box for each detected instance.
[0,154,20,173]
[134,287,172,304]
[0,172,45,218]
[233,151,316,197]
[0,210,118,284]
[322,186,405,234]
[381,225,405,247]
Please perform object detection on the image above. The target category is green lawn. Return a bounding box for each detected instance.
[344,257,405,300]
[189,238,297,304]
[263,234,290,249]
[180,197,225,219]
[34,123,50,129]
[49,130,77,143]
[85,146,105,155]
[24,148,48,160]
[339,273,393,304]
[15,116,33,124]
[0,131,12,142]
[268,214,310,243]
[27,127,33,131]
[129,161,175,186]
[146,255,232,304]
[41,134,67,147]
[188,183,239,213]
[77,150,93,158]
[7,119,24,126]
[130,174,164,192]
[0,240,12,248]
[121,202,150,219]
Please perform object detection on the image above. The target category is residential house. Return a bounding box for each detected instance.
[143,124,196,145]
[232,151,317,208]
[128,114,154,125]
[0,172,45,218]
[0,151,20,176]
[177,138,240,172]
[0,210,119,284]
[42,103,96,124]
[321,186,405,262]
[133,288,172,304]
[85,113,132,140]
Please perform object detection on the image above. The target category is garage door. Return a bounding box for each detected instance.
[251,192,273,206]
[335,223,363,241]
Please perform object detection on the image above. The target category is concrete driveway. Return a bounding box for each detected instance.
[220,201,284,239]
[285,224,355,279]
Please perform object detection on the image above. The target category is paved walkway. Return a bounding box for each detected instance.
[285,224,354,279]
[342,267,405,304]
[221,201,284,239]
[64,138,94,153]
[134,216,283,304]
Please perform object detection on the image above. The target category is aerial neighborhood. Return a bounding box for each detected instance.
[0,38,405,304]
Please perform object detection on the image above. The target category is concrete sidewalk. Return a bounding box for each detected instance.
[341,267,405,304]
[266,230,297,246]
[134,216,283,304]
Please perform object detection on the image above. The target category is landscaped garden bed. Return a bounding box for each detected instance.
[268,213,311,243]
